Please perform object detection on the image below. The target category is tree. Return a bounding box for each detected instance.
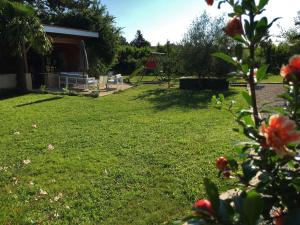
[119,36,128,45]
[180,12,234,78]
[14,0,94,22]
[112,46,151,75]
[130,30,151,48]
[0,0,51,90]
[159,41,183,88]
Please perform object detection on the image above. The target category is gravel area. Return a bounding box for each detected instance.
[255,84,285,109]
[98,83,133,96]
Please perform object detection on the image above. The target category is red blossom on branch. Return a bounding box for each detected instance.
[205,0,214,6]
[260,115,300,156]
[224,16,244,37]
[272,209,284,225]
[281,55,300,80]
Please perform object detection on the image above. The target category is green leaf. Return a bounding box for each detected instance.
[234,5,244,14]
[257,0,269,11]
[242,191,263,225]
[228,158,239,171]
[218,93,225,103]
[211,95,217,104]
[267,17,281,29]
[218,200,234,224]
[218,0,227,9]
[241,91,252,106]
[237,109,252,121]
[256,17,268,32]
[242,160,258,183]
[212,52,237,66]
[233,34,248,45]
[256,64,269,82]
[290,178,300,192]
[278,93,293,102]
[204,178,220,213]
[235,44,244,60]
[241,64,249,74]
[243,115,255,127]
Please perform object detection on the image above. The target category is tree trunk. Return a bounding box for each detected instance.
[16,43,29,91]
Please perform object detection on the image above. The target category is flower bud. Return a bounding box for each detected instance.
[216,156,228,171]
[193,199,214,216]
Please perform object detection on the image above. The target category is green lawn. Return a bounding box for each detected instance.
[124,75,159,83]
[234,74,283,83]
[0,85,245,224]
[261,74,283,83]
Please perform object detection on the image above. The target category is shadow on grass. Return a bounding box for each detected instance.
[0,89,29,100]
[15,96,64,107]
[135,88,238,111]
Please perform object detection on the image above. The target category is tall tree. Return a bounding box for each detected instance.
[180,12,234,78]
[0,0,51,90]
[130,30,151,48]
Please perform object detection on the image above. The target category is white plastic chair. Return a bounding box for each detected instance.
[115,74,123,86]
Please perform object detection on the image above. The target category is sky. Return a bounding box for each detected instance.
[101,0,299,45]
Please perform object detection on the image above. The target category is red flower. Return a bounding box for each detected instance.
[280,65,293,79]
[193,199,214,216]
[260,115,300,156]
[274,216,283,225]
[216,156,228,171]
[272,209,284,225]
[205,0,214,6]
[280,55,300,80]
[290,55,300,71]
[224,16,244,37]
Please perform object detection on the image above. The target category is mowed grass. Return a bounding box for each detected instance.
[234,74,283,83]
[0,85,245,224]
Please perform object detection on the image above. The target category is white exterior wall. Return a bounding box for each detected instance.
[0,74,17,90]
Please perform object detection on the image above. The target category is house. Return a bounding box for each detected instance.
[0,25,99,90]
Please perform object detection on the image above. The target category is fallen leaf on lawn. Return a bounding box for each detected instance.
[54,192,63,202]
[48,144,54,151]
[23,159,31,165]
[39,189,47,195]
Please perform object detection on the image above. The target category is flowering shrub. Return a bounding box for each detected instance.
[179,0,300,225]
[280,55,300,81]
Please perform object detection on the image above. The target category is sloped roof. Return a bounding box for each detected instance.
[44,25,99,38]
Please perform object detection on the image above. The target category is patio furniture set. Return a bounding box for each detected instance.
[58,72,123,90]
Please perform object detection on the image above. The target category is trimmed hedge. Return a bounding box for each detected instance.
[179,77,229,91]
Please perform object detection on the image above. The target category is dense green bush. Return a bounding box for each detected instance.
[112,45,151,75]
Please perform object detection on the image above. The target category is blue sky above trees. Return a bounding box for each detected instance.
[102,0,299,45]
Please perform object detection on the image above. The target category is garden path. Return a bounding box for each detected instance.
[255,83,285,110]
